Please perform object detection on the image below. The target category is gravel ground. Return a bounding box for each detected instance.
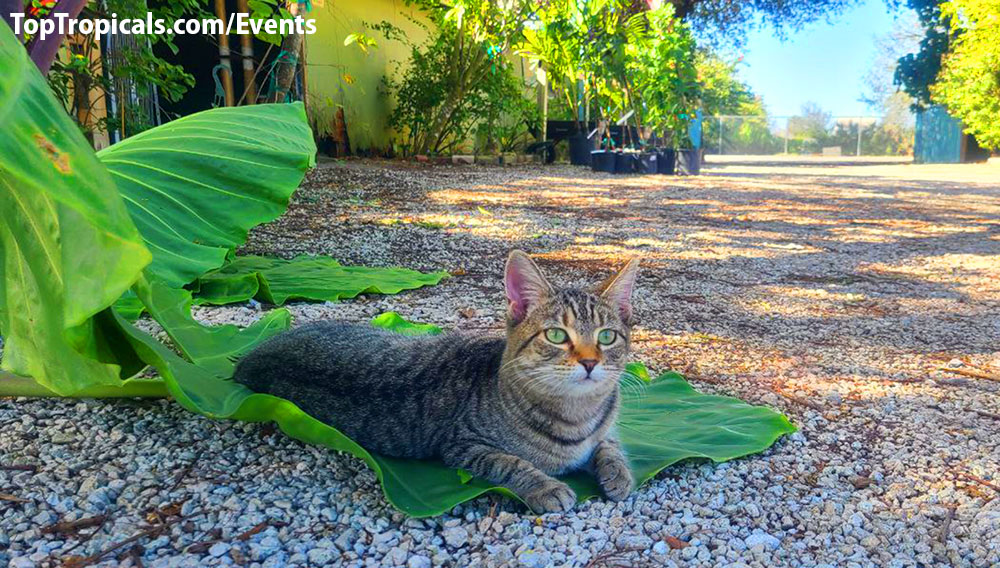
[3,156,1000,568]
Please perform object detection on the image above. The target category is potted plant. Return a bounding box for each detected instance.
[675,115,702,175]
[628,5,700,175]
[518,0,598,165]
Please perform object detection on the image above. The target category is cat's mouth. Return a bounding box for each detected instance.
[568,365,609,385]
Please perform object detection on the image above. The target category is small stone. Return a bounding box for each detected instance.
[443,526,468,548]
[209,542,231,557]
[50,432,75,444]
[334,528,356,552]
[407,555,432,568]
[664,536,689,549]
[517,549,551,568]
[10,557,35,568]
[861,536,880,548]
[307,548,334,565]
[850,476,872,489]
[744,532,781,550]
[652,541,669,555]
[616,534,653,549]
[31,511,55,526]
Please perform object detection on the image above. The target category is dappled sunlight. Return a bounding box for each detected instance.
[428,187,530,206]
[735,286,884,319]
[428,181,629,208]
[861,254,1000,300]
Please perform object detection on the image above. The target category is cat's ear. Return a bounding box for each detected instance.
[505,250,553,324]
[597,258,640,323]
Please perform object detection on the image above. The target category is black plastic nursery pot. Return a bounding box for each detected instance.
[591,150,616,173]
[676,148,701,175]
[615,152,638,174]
[638,152,658,174]
[656,148,676,175]
[568,133,598,166]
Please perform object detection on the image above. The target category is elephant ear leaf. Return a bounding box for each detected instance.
[0,23,152,395]
[96,103,317,287]
[131,274,291,378]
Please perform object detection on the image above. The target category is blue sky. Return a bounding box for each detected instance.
[725,0,913,118]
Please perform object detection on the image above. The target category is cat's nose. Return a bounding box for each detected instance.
[578,359,599,374]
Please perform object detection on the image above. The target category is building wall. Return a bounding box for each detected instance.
[303,0,432,153]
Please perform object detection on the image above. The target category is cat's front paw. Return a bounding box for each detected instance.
[596,456,633,501]
[522,479,577,513]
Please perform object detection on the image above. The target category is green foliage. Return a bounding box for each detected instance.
[474,64,540,153]
[370,311,444,336]
[41,0,202,138]
[517,0,592,130]
[133,276,292,377]
[96,104,316,287]
[695,51,753,116]
[248,0,295,45]
[127,310,795,516]
[192,255,450,306]
[0,22,308,396]
[931,0,1000,150]
[1,21,454,414]
[0,25,152,395]
[519,0,700,147]
[627,5,700,146]
[381,0,534,155]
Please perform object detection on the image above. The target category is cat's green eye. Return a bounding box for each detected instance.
[597,329,618,345]
[544,328,569,344]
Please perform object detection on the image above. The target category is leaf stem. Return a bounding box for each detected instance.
[0,372,168,398]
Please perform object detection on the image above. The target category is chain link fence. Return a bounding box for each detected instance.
[703,115,914,157]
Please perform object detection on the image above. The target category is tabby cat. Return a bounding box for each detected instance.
[234,250,639,512]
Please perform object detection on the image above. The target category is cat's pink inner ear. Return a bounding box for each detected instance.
[602,259,639,322]
[505,252,550,323]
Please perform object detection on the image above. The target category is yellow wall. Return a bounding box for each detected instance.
[304,0,432,153]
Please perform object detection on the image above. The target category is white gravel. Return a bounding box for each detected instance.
[2,156,999,567]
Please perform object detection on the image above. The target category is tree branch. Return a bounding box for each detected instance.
[2,0,23,39]
[28,0,89,74]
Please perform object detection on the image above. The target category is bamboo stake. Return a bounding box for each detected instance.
[214,0,235,106]
[236,0,257,104]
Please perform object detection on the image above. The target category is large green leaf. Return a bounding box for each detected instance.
[191,255,450,305]
[132,275,292,377]
[125,311,795,517]
[96,104,316,287]
[0,23,152,395]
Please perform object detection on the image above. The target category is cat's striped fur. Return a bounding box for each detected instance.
[234,251,638,512]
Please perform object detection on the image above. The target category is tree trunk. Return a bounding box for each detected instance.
[269,32,303,103]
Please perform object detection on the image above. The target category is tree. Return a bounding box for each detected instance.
[861,11,922,113]
[666,0,860,44]
[386,0,533,155]
[894,0,952,108]
[789,102,832,141]
[930,0,1000,149]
